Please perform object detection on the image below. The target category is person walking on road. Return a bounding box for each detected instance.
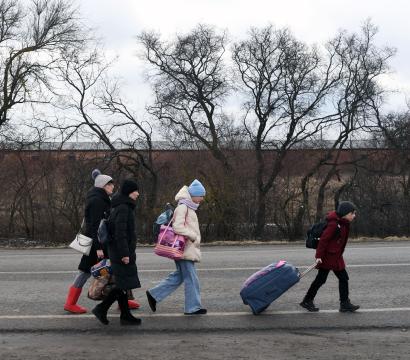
[146,179,207,315]
[64,169,114,314]
[92,179,142,326]
[64,170,140,314]
[300,201,360,313]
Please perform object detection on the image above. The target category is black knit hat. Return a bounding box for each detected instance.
[120,179,139,196]
[336,201,356,217]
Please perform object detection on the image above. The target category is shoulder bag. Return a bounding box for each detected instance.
[154,209,188,260]
[69,219,93,256]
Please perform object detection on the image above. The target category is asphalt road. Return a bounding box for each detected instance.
[1,241,410,359]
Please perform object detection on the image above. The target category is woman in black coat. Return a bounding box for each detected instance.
[64,169,114,313]
[91,179,142,326]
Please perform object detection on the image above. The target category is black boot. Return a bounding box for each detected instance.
[91,288,120,325]
[92,304,109,325]
[118,291,142,326]
[339,300,360,313]
[146,290,157,312]
[299,298,319,312]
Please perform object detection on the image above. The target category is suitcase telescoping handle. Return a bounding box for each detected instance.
[299,262,317,279]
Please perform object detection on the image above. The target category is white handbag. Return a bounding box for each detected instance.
[69,219,93,256]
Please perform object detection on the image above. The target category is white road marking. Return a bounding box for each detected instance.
[1,307,410,320]
[205,245,410,253]
[1,263,410,275]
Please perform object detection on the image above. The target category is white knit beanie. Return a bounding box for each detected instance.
[92,169,113,188]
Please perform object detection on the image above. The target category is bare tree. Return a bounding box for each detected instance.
[138,24,234,170]
[374,107,410,150]
[52,48,160,239]
[233,25,341,238]
[312,22,395,220]
[233,22,394,239]
[97,81,159,210]
[138,25,251,240]
[373,105,410,231]
[0,0,83,134]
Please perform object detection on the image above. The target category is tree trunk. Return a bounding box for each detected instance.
[291,175,311,240]
[315,167,337,222]
[254,189,267,239]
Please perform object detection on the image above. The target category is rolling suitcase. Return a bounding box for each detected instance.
[240,260,316,314]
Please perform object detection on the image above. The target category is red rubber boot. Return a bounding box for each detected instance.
[64,286,87,314]
[117,299,141,310]
[127,299,140,309]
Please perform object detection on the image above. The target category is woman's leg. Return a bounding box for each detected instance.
[179,260,203,314]
[73,271,91,288]
[64,271,91,313]
[148,261,183,303]
[118,289,142,325]
[92,287,121,325]
[125,289,140,309]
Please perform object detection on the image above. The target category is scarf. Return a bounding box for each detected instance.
[178,199,199,211]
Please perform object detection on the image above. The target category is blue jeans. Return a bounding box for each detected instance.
[149,260,202,313]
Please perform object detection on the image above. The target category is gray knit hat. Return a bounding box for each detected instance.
[92,169,113,189]
[336,201,356,217]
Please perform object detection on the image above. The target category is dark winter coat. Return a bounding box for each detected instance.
[315,211,350,271]
[107,193,141,290]
[78,187,110,273]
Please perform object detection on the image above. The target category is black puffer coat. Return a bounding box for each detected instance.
[78,187,110,273]
[107,193,141,290]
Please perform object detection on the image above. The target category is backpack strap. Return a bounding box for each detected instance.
[327,218,341,238]
[159,206,189,242]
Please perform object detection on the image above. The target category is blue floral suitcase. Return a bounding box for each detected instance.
[240,260,316,314]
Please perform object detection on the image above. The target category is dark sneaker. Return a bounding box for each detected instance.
[184,308,207,315]
[146,290,157,312]
[92,306,109,325]
[120,316,142,326]
[339,301,360,313]
[299,300,319,312]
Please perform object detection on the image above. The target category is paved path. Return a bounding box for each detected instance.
[1,241,409,359]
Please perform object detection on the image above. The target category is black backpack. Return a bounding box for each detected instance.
[97,210,113,245]
[306,220,340,249]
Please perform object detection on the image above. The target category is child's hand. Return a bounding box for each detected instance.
[315,258,322,264]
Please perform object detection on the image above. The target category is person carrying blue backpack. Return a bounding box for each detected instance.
[146,179,207,315]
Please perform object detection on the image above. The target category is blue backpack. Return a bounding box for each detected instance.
[152,203,174,243]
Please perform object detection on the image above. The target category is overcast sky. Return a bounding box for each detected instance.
[78,0,410,119]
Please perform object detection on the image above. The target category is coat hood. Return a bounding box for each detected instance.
[86,187,110,204]
[326,210,349,224]
[111,192,136,209]
[175,185,192,202]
